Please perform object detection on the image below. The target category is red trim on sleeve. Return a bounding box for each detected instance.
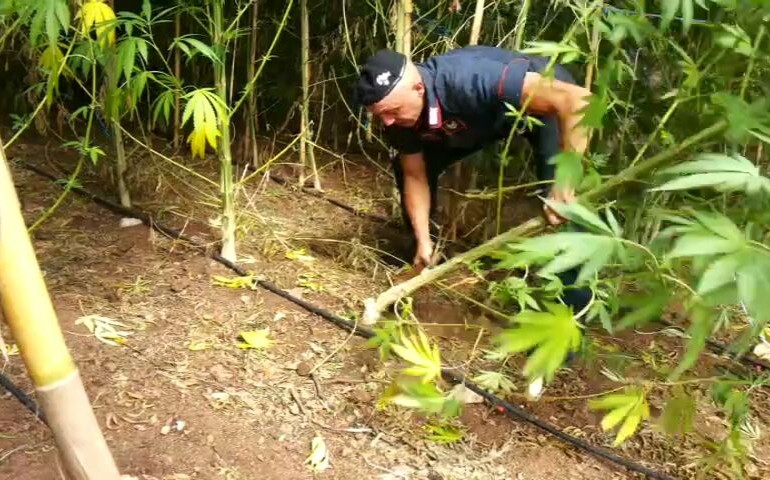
[497,59,527,99]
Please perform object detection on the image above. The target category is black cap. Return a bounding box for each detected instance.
[355,49,407,107]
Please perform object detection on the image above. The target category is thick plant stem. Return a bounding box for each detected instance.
[363,117,732,323]
[299,0,319,188]
[0,137,122,480]
[113,119,131,208]
[213,0,237,262]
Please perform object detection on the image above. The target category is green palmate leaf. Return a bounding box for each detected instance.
[151,89,175,128]
[27,0,71,48]
[472,371,516,395]
[494,302,581,382]
[390,326,442,384]
[172,35,222,65]
[521,40,583,63]
[589,386,650,446]
[697,251,744,295]
[660,386,696,436]
[651,153,770,198]
[512,231,623,284]
[664,210,746,260]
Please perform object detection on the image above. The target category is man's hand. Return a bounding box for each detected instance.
[543,185,576,226]
[413,240,434,273]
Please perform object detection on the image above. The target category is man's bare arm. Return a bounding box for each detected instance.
[520,71,591,155]
[401,152,433,268]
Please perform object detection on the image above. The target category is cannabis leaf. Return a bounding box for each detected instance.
[182,88,228,158]
[390,326,442,384]
[494,302,582,383]
[472,370,516,395]
[589,386,650,446]
[651,153,770,198]
[78,0,116,47]
[27,0,71,48]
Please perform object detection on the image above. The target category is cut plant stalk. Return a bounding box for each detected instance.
[0,136,122,480]
[362,117,733,324]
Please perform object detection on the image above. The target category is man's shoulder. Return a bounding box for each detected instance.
[424,45,528,67]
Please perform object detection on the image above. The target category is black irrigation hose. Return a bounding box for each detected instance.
[0,371,47,425]
[20,162,681,479]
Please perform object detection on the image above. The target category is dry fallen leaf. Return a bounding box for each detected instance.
[306,435,330,472]
[238,329,272,350]
[76,314,134,346]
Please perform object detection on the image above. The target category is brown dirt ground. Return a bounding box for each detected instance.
[1,131,769,480]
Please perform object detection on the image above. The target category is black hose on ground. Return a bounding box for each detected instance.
[21,162,681,479]
[0,371,48,425]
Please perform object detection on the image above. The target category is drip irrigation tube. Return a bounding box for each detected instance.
[18,161,680,479]
[0,371,47,425]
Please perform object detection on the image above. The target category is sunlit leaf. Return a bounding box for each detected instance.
[238,329,272,350]
[78,0,116,47]
[181,88,227,158]
[390,325,442,384]
[211,274,257,289]
[589,386,650,446]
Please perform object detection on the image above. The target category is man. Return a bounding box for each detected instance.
[355,45,593,399]
[356,46,590,268]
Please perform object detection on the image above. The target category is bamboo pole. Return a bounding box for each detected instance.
[246,0,260,169]
[0,137,122,479]
[173,11,181,150]
[299,0,320,189]
[362,118,732,324]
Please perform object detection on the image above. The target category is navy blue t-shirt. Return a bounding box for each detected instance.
[383,45,576,182]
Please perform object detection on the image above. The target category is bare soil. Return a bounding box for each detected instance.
[1,132,769,480]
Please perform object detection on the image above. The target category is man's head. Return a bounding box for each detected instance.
[356,49,425,128]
